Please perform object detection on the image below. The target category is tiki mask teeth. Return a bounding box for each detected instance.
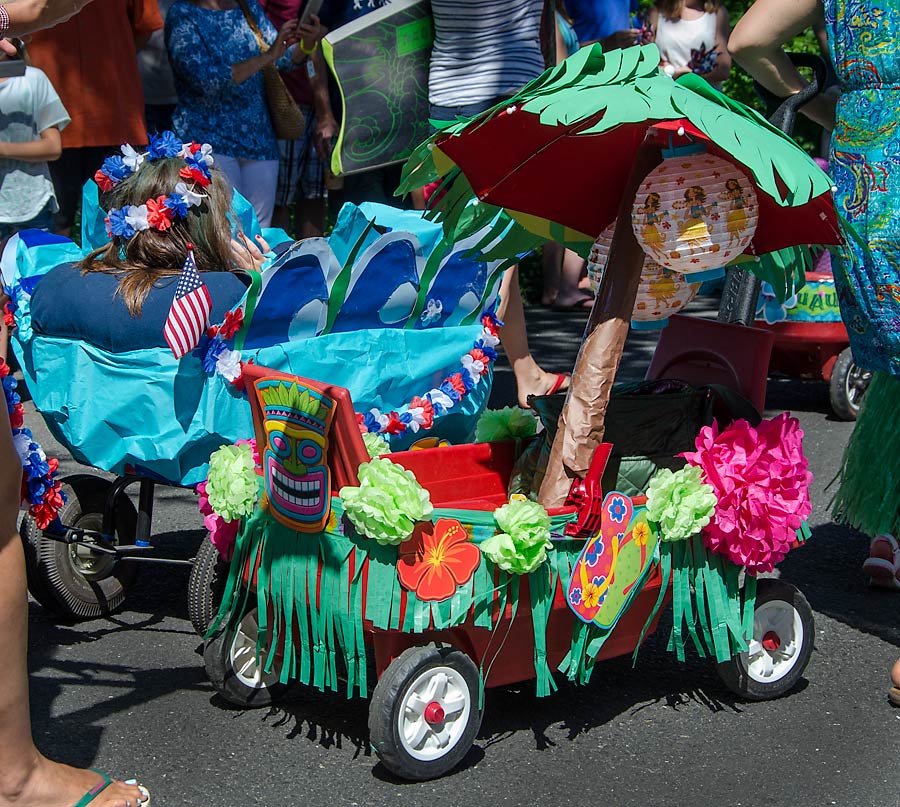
[266,454,325,517]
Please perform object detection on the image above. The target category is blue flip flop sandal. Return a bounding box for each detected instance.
[73,772,151,807]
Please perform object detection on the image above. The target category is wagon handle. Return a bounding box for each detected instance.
[564,442,613,539]
[753,52,828,137]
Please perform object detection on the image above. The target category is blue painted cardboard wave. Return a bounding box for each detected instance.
[6,191,507,485]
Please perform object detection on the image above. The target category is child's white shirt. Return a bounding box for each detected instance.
[0,66,70,223]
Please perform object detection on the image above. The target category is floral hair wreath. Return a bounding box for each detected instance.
[96,130,216,240]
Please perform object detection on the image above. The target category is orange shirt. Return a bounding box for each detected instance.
[28,0,163,149]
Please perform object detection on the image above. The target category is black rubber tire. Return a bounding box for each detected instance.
[204,607,288,708]
[829,347,871,421]
[19,511,65,610]
[21,474,138,619]
[369,644,482,781]
[187,536,229,637]
[717,578,814,701]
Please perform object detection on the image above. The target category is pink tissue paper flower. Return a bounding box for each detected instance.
[196,479,238,560]
[681,413,813,574]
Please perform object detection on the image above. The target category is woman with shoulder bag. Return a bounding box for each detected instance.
[165,0,325,227]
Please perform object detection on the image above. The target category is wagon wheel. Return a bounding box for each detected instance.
[717,578,814,701]
[204,606,288,708]
[21,474,138,618]
[829,347,871,421]
[187,535,229,636]
[369,644,482,781]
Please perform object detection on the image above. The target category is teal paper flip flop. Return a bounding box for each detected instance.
[73,772,151,807]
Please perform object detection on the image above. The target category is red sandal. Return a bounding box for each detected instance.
[547,372,570,396]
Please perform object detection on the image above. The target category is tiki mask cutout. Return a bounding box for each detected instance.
[252,378,336,532]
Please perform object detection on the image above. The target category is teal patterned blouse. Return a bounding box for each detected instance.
[825,0,900,375]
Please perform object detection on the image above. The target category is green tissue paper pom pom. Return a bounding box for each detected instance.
[475,406,538,443]
[482,497,552,574]
[339,457,433,545]
[363,432,391,458]
[646,465,717,542]
[206,443,258,522]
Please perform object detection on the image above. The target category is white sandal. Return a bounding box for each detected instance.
[863,534,900,590]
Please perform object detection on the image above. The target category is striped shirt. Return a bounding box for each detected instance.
[428,0,545,107]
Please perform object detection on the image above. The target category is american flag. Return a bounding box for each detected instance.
[164,247,211,359]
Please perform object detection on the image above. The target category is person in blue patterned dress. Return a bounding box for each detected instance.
[165,0,325,227]
[731,0,900,703]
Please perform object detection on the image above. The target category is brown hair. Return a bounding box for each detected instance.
[81,157,236,316]
[656,0,721,19]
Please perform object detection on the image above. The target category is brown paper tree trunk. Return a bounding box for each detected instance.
[538,141,662,507]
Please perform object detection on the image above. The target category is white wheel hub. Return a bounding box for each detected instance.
[229,610,280,690]
[398,665,471,762]
[743,599,803,684]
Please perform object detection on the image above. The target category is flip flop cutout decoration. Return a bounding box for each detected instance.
[567,492,659,630]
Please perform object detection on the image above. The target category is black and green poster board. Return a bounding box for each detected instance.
[322,0,433,176]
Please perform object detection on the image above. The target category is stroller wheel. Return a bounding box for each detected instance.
[21,474,138,619]
[829,347,871,421]
[204,606,288,708]
[369,643,482,781]
[187,536,229,636]
[716,578,814,701]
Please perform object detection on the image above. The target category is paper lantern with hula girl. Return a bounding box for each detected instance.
[586,221,616,292]
[631,145,758,281]
[632,260,700,330]
[584,220,698,330]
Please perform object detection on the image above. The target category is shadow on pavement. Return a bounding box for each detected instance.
[778,522,900,649]
[201,625,773,772]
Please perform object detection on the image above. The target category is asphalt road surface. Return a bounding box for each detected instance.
[18,299,900,807]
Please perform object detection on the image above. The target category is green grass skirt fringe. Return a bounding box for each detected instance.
[833,371,900,537]
[209,498,591,698]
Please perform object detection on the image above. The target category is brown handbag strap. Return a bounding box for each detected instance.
[234,0,269,54]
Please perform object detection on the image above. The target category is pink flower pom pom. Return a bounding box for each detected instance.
[196,480,213,517]
[197,480,238,559]
[204,512,238,560]
[681,413,813,574]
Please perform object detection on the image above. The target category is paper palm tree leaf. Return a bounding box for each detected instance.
[735,245,812,302]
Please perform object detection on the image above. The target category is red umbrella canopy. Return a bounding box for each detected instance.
[401,43,843,298]
[434,112,841,256]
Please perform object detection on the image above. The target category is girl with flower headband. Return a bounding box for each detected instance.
[80,132,268,317]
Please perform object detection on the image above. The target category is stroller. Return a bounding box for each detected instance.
[6,191,509,631]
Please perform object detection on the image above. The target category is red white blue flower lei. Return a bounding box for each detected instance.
[355,311,501,437]
[205,308,501,440]
[96,131,215,240]
[1,359,65,530]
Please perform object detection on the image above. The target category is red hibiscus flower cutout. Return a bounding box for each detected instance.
[398,518,481,602]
